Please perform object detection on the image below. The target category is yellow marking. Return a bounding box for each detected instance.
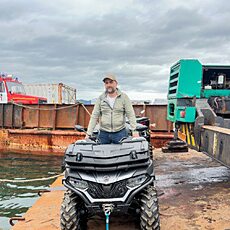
[213,133,217,156]
[182,124,186,134]
[191,135,195,146]
[185,123,191,145]
[189,124,195,147]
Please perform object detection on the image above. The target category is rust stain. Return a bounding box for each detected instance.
[0,129,173,156]
[151,132,174,148]
[0,129,85,156]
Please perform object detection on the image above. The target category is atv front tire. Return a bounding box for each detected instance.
[140,185,160,230]
[60,189,87,230]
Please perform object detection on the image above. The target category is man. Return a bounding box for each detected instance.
[86,74,138,144]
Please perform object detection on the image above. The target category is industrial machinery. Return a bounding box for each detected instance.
[165,59,230,168]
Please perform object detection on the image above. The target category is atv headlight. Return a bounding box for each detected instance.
[68,178,88,190]
[126,175,147,188]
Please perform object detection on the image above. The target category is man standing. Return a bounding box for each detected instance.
[86,74,138,144]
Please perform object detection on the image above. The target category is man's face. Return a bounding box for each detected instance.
[104,79,117,94]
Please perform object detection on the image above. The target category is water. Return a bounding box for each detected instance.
[0,152,63,230]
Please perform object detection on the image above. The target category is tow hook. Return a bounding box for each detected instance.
[38,189,50,196]
[102,204,114,230]
[9,216,25,226]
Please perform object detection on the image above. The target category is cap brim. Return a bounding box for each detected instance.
[103,77,113,82]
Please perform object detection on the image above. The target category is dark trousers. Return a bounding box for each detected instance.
[98,128,128,144]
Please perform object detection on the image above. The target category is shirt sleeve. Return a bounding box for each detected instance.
[87,97,101,135]
[124,94,137,131]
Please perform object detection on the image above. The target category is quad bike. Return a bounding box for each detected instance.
[60,117,160,230]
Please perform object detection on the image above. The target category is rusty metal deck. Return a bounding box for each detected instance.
[12,148,230,230]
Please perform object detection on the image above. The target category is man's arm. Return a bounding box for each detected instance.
[123,94,138,135]
[87,98,101,136]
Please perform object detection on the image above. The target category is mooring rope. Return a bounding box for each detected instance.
[0,173,64,183]
[11,101,80,111]
[80,103,92,116]
[10,101,92,116]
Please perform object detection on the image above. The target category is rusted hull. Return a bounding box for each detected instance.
[0,103,173,131]
[0,129,84,155]
[0,129,172,155]
[0,103,173,155]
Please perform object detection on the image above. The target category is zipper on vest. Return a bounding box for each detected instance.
[111,111,113,132]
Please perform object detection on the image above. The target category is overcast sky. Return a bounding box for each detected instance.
[0,0,229,100]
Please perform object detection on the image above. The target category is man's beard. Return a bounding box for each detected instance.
[106,87,116,94]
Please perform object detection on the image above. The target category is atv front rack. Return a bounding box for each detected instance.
[65,139,151,171]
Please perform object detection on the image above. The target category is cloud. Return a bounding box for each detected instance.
[0,0,229,100]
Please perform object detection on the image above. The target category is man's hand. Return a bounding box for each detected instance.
[132,131,139,138]
[85,134,89,139]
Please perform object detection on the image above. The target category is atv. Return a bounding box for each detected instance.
[61,118,160,230]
